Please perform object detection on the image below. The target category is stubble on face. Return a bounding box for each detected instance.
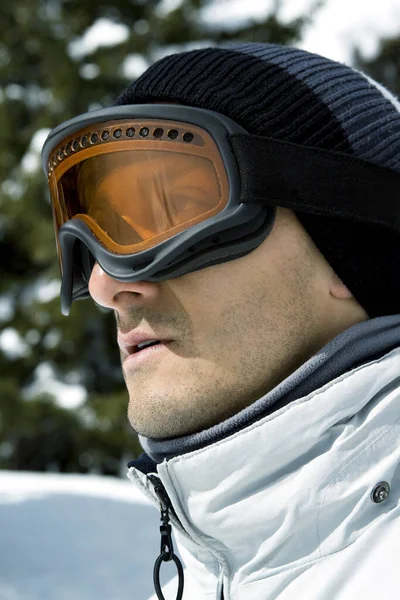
[118,209,332,439]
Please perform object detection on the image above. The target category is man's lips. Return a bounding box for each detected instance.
[117,330,174,355]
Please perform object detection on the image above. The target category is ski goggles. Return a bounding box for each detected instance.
[42,104,276,315]
[42,104,400,315]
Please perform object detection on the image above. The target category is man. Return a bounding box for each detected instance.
[42,43,400,599]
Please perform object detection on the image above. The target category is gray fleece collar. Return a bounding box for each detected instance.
[137,315,400,464]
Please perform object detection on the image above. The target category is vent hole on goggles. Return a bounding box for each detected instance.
[183,132,194,143]
[167,129,178,140]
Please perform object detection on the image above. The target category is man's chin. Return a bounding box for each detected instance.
[126,392,204,439]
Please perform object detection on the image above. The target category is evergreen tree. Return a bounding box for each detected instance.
[0,0,323,475]
[353,34,400,98]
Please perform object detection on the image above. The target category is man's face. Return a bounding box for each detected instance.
[88,207,368,439]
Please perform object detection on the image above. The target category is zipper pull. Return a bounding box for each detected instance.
[147,474,185,600]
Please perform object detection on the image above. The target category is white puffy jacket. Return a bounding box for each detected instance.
[128,345,400,599]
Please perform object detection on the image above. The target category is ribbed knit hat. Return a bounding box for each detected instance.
[115,42,400,318]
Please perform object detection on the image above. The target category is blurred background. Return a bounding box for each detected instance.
[0,1,399,598]
[0,0,399,478]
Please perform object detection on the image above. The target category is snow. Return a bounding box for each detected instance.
[66,0,400,70]
[0,329,30,360]
[21,129,50,175]
[200,0,400,64]
[22,362,87,411]
[0,471,182,600]
[68,19,129,59]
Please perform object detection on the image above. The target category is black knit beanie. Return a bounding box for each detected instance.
[115,42,400,318]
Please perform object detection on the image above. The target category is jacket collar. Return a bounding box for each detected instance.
[129,346,400,579]
[137,315,400,463]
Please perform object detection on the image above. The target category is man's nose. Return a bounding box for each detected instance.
[88,262,160,311]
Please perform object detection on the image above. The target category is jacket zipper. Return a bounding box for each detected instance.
[147,474,185,600]
[147,473,182,525]
[147,473,226,600]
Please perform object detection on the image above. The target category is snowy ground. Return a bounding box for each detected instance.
[0,471,182,600]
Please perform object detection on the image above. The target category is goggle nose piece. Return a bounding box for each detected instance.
[60,259,73,316]
[59,237,94,316]
[80,245,96,284]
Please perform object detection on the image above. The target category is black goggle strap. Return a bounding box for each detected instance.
[230,133,400,233]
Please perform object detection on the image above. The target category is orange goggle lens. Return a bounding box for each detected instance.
[47,119,230,255]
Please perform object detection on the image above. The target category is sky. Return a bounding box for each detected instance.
[71,0,400,74]
[199,0,400,63]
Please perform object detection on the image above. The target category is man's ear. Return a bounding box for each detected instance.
[329,270,354,300]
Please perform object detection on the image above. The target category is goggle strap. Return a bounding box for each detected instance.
[230,133,400,233]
